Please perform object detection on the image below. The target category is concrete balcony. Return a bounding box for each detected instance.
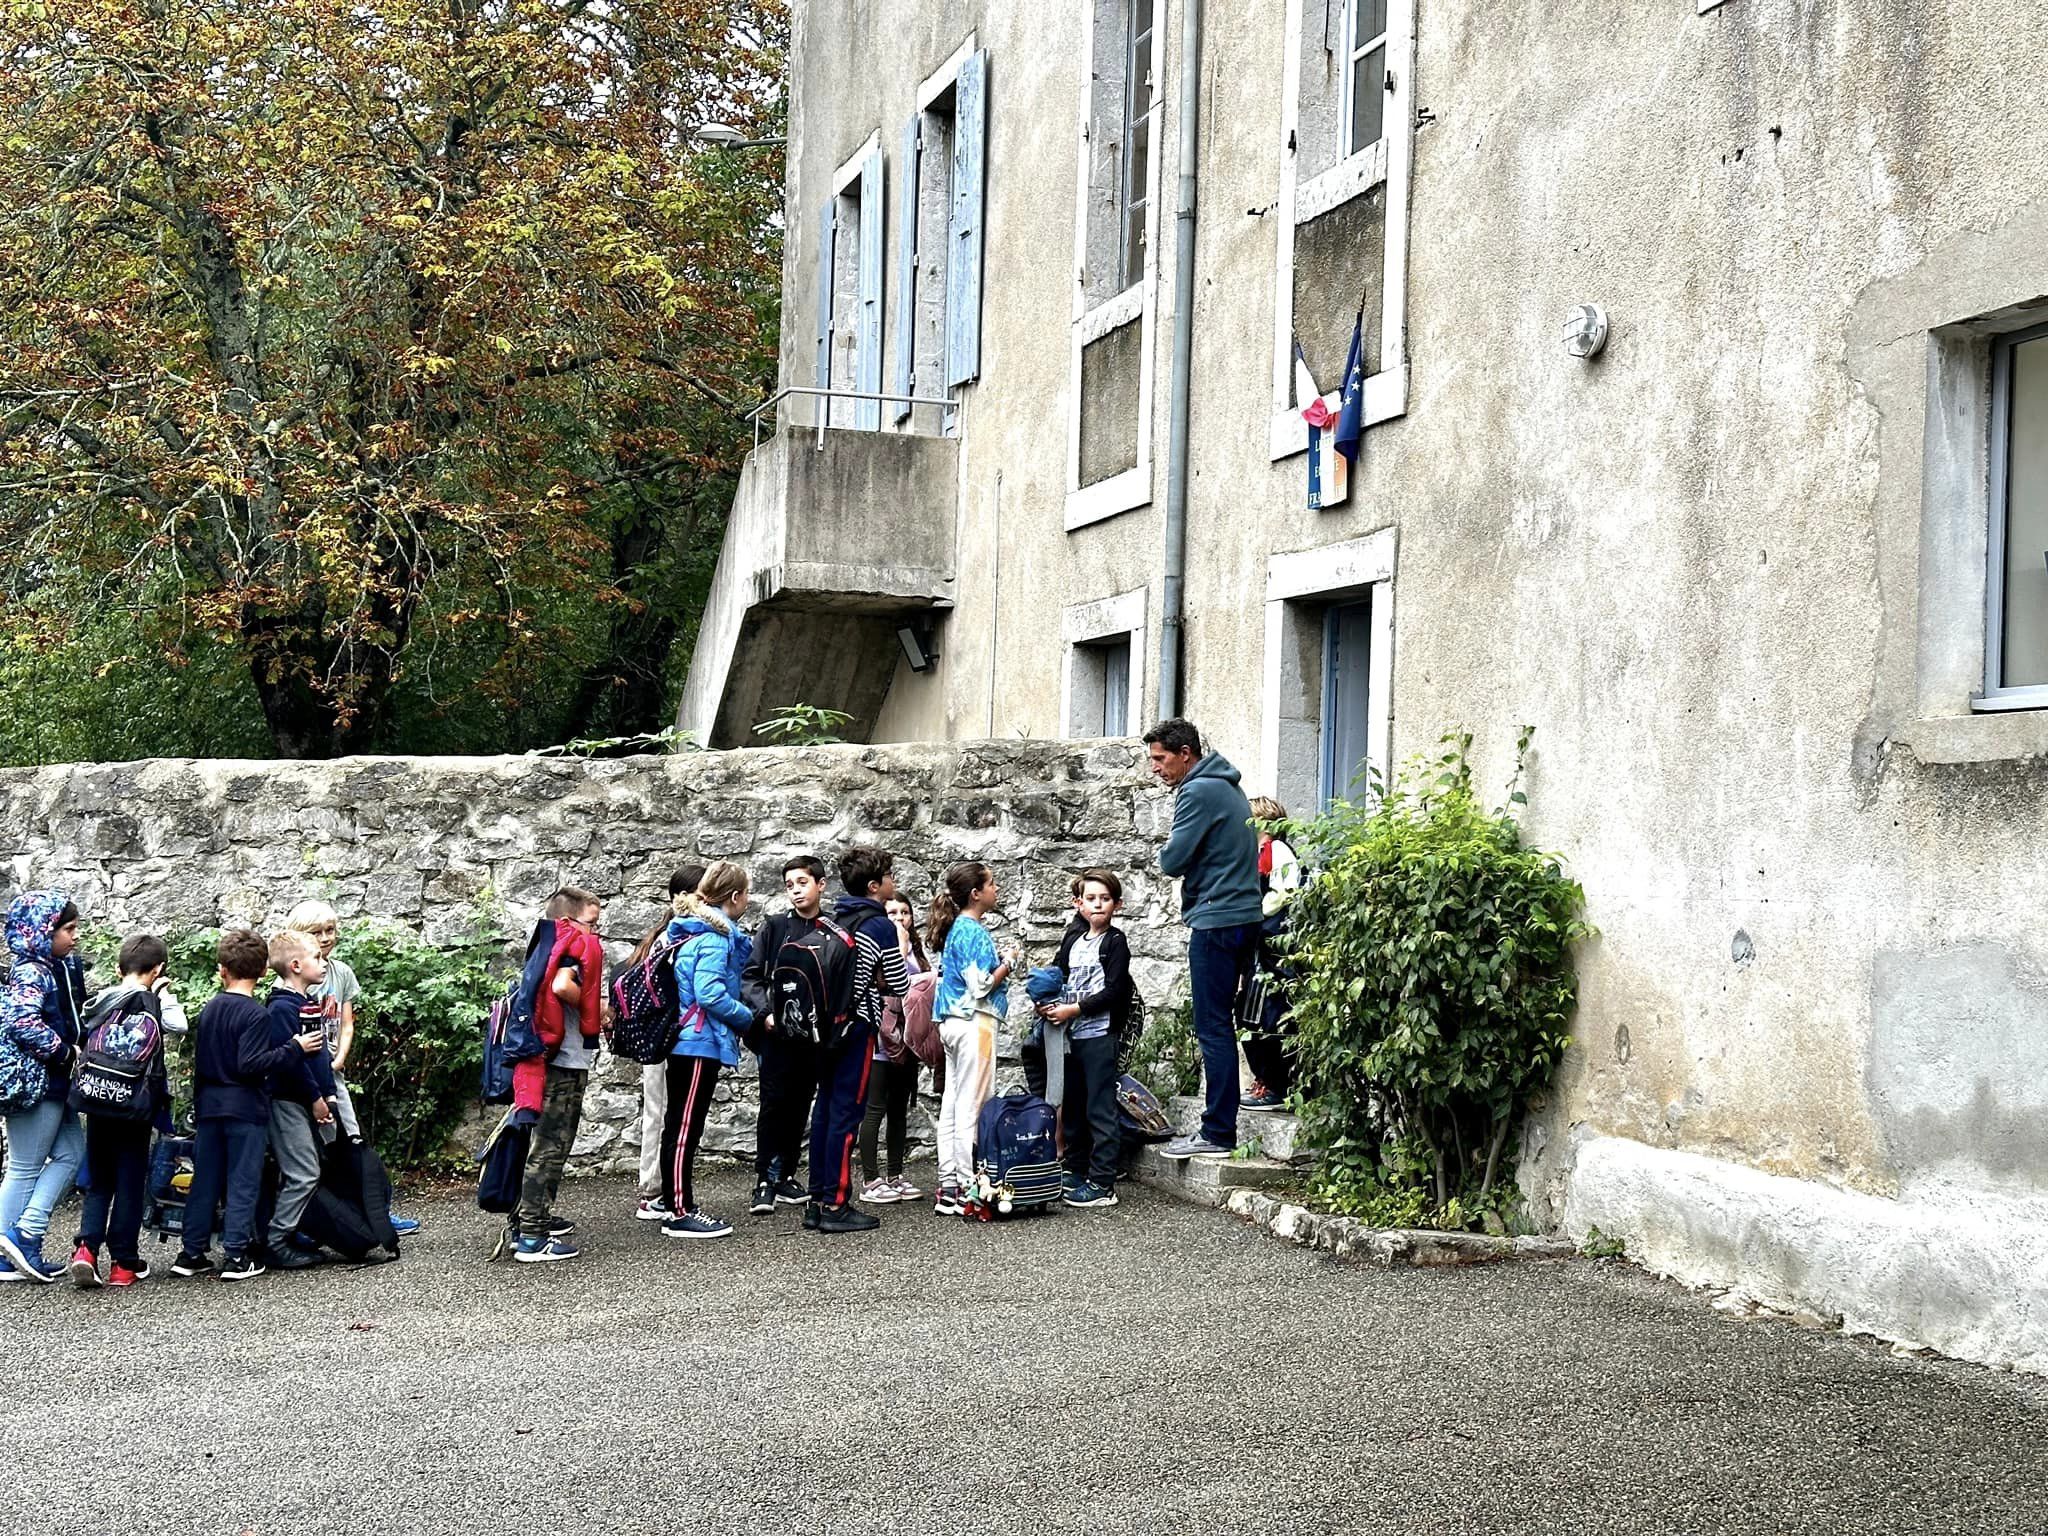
[679,423,957,747]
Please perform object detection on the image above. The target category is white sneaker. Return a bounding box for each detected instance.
[635,1197,673,1222]
[860,1179,901,1204]
[889,1175,923,1200]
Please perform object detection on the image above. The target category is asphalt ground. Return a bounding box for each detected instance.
[3,1166,2046,1536]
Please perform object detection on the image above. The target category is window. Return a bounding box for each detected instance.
[1987,324,2048,703]
[1341,0,1388,158]
[1262,533,1392,815]
[817,138,884,431]
[1118,0,1155,292]
[1062,587,1148,736]
[1320,599,1373,804]
[892,45,987,430]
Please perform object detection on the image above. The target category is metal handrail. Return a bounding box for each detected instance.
[748,384,959,447]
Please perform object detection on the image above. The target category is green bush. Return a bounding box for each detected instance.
[1127,997,1202,1101]
[97,925,502,1173]
[1281,730,1591,1230]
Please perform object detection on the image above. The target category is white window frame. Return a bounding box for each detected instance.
[1061,586,1149,738]
[890,35,979,437]
[1066,1,1164,530]
[1268,0,1415,465]
[827,133,882,431]
[1337,0,1389,163]
[1262,530,1395,814]
[1117,0,1156,293]
[1979,320,2048,712]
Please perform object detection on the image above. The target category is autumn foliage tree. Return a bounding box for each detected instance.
[0,0,785,757]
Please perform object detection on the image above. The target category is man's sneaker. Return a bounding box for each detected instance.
[218,1254,267,1282]
[67,1243,102,1289]
[859,1178,901,1204]
[270,1245,322,1271]
[1065,1180,1119,1208]
[660,1210,733,1240]
[107,1262,143,1288]
[1242,1091,1285,1112]
[772,1178,807,1206]
[171,1251,215,1279]
[814,1202,881,1235]
[542,1216,576,1238]
[636,1197,674,1222]
[390,1215,422,1238]
[889,1175,923,1200]
[0,1227,56,1284]
[513,1234,580,1263]
[1160,1135,1232,1161]
[748,1181,776,1216]
[933,1186,966,1217]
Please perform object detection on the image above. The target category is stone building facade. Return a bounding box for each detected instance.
[682,1,2048,1370]
[0,741,1178,1177]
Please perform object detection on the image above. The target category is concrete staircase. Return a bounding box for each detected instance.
[1125,1096,1307,1207]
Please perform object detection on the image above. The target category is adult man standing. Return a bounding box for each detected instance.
[1145,718,1265,1159]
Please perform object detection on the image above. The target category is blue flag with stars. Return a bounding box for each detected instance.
[1332,305,1367,466]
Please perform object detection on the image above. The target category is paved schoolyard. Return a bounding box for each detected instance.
[4,1167,2046,1536]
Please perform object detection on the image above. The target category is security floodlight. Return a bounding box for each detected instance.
[897,620,940,674]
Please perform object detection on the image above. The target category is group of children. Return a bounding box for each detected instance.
[0,891,417,1286]
[493,848,1138,1264]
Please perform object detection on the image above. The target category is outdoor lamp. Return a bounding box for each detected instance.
[694,124,787,149]
[1561,304,1610,360]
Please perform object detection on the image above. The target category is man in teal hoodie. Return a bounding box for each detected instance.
[1146,719,1265,1157]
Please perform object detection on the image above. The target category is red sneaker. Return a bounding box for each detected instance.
[107,1262,141,1288]
[67,1243,102,1290]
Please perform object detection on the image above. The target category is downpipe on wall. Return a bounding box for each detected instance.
[1156,0,1203,723]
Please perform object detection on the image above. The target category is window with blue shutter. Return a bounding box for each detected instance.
[815,200,835,425]
[946,48,988,389]
[857,146,885,431]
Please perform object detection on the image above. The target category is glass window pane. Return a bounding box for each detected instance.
[1134,0,1153,41]
[1355,0,1388,46]
[1349,43,1385,151]
[2003,336,2048,687]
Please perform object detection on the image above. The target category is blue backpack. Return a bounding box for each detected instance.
[970,1089,1063,1217]
[480,919,560,1104]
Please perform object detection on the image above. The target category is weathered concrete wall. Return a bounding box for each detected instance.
[0,741,1178,1176]
[738,0,2048,1369]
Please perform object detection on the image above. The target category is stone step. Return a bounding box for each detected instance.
[1165,1095,1308,1164]
[1125,1142,1301,1207]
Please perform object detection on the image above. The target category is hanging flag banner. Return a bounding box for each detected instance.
[1332,304,1368,470]
[1296,343,1346,510]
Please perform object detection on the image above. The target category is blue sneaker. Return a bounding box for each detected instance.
[660,1210,733,1240]
[1064,1181,1119,1208]
[390,1215,422,1238]
[513,1234,579,1263]
[1059,1170,1079,1195]
[0,1227,58,1284]
[0,1254,22,1283]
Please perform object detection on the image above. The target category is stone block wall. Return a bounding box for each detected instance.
[0,740,1180,1177]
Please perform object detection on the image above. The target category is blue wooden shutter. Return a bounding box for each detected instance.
[857,146,885,431]
[946,48,988,388]
[815,199,835,426]
[892,115,921,424]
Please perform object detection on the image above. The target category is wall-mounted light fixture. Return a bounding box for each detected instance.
[897,619,941,674]
[1561,304,1611,360]
[693,124,787,150]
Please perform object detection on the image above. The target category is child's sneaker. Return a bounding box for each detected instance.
[67,1243,102,1289]
[814,1202,881,1235]
[636,1197,674,1222]
[513,1234,579,1263]
[218,1254,267,1282]
[107,1262,143,1288]
[933,1186,965,1217]
[1064,1180,1119,1208]
[660,1210,733,1240]
[859,1178,901,1204]
[542,1216,576,1238]
[390,1215,422,1238]
[772,1178,807,1206]
[125,1258,151,1281]
[748,1181,775,1216]
[889,1175,923,1200]
[171,1251,215,1279]
[0,1255,21,1283]
[0,1227,57,1284]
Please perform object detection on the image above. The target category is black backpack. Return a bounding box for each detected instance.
[771,919,860,1048]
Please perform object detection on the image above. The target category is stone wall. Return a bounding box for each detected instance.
[0,740,1180,1177]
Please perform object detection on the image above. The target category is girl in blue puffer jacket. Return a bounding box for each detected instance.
[654,861,754,1242]
[0,890,86,1283]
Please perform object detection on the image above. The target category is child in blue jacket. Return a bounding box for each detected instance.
[0,890,86,1283]
[655,861,754,1242]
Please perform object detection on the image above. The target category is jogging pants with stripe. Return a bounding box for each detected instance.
[660,1054,722,1215]
[806,1019,875,1206]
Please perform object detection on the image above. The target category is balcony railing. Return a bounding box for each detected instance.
[747,384,959,449]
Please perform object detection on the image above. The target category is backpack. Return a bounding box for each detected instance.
[480,918,559,1103]
[300,1138,399,1263]
[607,936,687,1064]
[68,996,162,1121]
[770,919,860,1048]
[969,1089,1063,1217]
[894,972,942,1068]
[1115,1073,1173,1140]
[1113,986,1148,1074]
[476,1117,531,1215]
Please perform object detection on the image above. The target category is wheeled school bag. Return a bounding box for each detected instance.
[770,919,860,1047]
[481,917,561,1103]
[967,1089,1063,1219]
[299,1138,399,1263]
[144,1132,195,1244]
[67,996,163,1121]
[606,935,687,1064]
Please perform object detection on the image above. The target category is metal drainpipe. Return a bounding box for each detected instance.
[1156,0,1203,723]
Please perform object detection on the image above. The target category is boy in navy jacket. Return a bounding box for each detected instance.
[174,930,323,1282]
[265,929,339,1268]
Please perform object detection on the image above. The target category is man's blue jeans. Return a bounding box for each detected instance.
[1187,924,1262,1147]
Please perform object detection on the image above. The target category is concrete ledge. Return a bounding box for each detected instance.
[1222,1189,1578,1268]
[1562,1134,2048,1375]
[1127,1146,1300,1207]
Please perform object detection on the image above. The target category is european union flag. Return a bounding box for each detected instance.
[1332,305,1367,466]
